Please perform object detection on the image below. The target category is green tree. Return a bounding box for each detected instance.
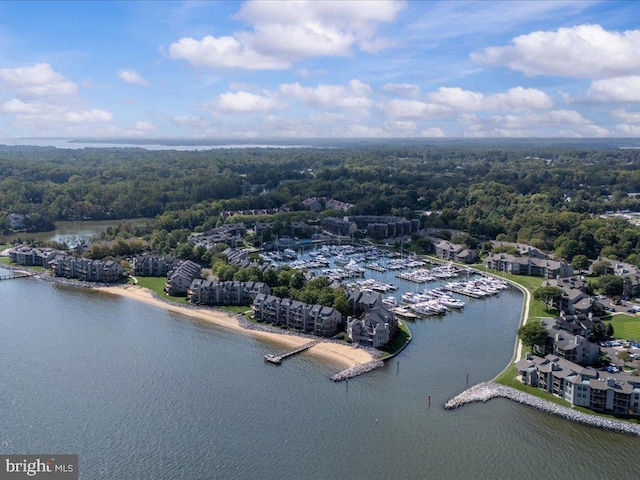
[597,275,624,297]
[591,260,611,276]
[332,290,350,317]
[571,254,589,272]
[617,350,633,366]
[289,270,306,289]
[518,321,548,352]
[262,268,279,288]
[606,322,615,338]
[533,286,564,309]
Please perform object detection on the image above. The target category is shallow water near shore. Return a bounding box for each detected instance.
[2,266,640,479]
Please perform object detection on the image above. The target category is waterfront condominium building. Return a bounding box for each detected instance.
[516,353,640,415]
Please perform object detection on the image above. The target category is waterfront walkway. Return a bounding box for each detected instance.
[444,381,640,437]
[264,340,321,365]
[0,271,35,281]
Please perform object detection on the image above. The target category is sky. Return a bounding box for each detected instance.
[0,0,639,140]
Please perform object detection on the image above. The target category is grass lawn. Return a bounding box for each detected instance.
[604,314,640,342]
[495,364,639,423]
[219,305,251,315]
[135,276,189,304]
[0,257,12,265]
[378,320,412,359]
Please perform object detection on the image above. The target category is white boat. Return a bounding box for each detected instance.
[439,297,465,309]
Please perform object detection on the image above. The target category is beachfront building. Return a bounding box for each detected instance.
[347,306,397,348]
[164,260,201,296]
[48,255,124,283]
[485,253,573,279]
[349,290,382,315]
[516,353,640,415]
[187,280,270,305]
[251,294,342,337]
[132,254,179,277]
[9,245,58,267]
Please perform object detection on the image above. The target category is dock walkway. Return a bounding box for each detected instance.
[264,340,321,365]
[0,271,35,281]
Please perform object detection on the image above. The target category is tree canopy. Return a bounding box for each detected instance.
[518,321,549,351]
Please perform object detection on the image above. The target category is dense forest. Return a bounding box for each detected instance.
[2,143,640,265]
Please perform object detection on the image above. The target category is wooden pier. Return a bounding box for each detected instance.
[264,340,321,365]
[0,271,35,281]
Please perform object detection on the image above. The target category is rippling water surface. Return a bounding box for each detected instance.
[1,266,639,479]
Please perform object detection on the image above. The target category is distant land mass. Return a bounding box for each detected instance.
[1,137,639,150]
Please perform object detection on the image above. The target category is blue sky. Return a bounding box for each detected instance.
[0,0,639,139]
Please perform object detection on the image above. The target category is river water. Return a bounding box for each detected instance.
[1,265,639,479]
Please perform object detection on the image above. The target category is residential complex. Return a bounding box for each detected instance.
[188,280,270,305]
[251,294,342,337]
[485,253,573,278]
[9,246,123,282]
[516,353,640,415]
[432,239,478,264]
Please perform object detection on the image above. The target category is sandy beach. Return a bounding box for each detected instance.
[92,285,374,369]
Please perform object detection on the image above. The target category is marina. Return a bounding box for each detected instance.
[263,243,506,319]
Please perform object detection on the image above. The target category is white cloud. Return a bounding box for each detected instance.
[0,63,77,96]
[1,98,40,114]
[382,83,421,98]
[173,115,209,128]
[463,109,608,137]
[427,87,483,110]
[615,124,640,136]
[1,99,112,128]
[62,109,113,123]
[168,0,405,69]
[237,0,404,27]
[381,86,552,119]
[280,80,374,110]
[409,1,593,42]
[472,24,640,79]
[384,120,417,133]
[242,23,355,59]
[426,86,552,111]
[129,120,157,131]
[492,109,590,129]
[587,76,640,102]
[210,91,283,113]
[379,99,450,119]
[118,69,149,86]
[610,109,640,124]
[483,87,554,110]
[421,127,445,137]
[168,35,290,70]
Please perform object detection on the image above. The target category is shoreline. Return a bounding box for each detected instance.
[444,381,640,437]
[92,284,375,370]
[0,261,380,374]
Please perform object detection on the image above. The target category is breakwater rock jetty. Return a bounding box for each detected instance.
[331,360,385,382]
[444,382,640,437]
